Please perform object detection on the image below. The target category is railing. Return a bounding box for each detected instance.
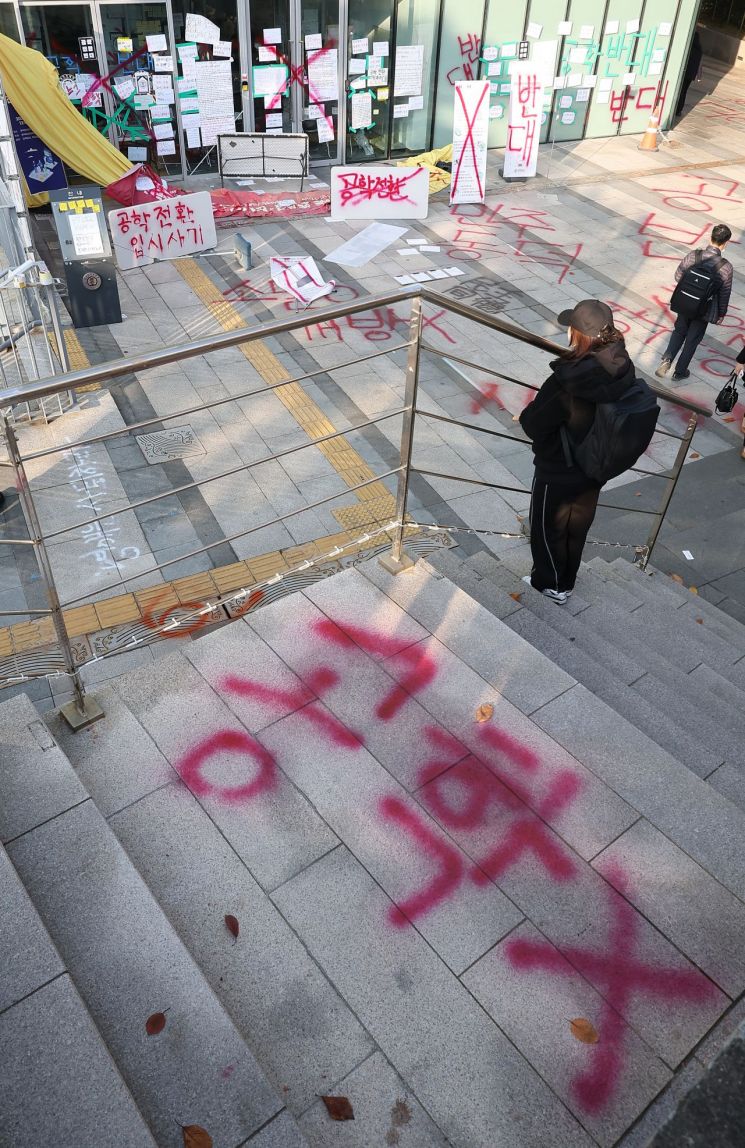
[0,287,710,729]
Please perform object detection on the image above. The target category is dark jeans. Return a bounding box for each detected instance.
[529,478,600,594]
[664,314,708,373]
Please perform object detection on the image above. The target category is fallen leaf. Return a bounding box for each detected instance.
[670,574,684,584]
[690,452,701,459]
[723,415,736,423]
[509,592,523,602]
[635,492,642,497]
[570,1017,599,1044]
[145,1011,166,1036]
[689,586,698,595]
[182,1126,213,1148]
[476,703,494,723]
[224,914,240,940]
[696,618,704,624]
[322,1096,355,1121]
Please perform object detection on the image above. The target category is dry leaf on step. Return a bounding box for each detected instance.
[475,703,494,723]
[690,452,701,459]
[670,574,684,584]
[322,1095,355,1121]
[224,914,240,940]
[696,618,703,624]
[570,1018,599,1044]
[509,592,522,602]
[689,586,698,594]
[182,1126,213,1148]
[145,1011,166,1036]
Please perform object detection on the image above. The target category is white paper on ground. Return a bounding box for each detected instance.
[411,271,432,281]
[406,237,426,245]
[420,245,440,252]
[325,222,408,267]
[395,274,415,284]
[428,268,448,279]
[397,248,421,256]
[270,255,334,304]
[683,550,694,560]
[443,267,464,277]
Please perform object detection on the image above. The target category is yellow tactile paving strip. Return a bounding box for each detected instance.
[175,259,396,524]
[0,259,401,665]
[48,328,101,390]
[0,526,399,660]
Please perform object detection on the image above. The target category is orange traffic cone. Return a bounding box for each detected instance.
[638,102,662,151]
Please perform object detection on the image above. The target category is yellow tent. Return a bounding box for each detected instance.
[0,33,132,205]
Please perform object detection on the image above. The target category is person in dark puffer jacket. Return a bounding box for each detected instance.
[519,300,646,604]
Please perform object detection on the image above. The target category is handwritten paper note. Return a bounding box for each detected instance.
[263,27,282,43]
[184,13,220,45]
[352,37,368,54]
[351,91,372,128]
[305,33,322,50]
[308,47,338,100]
[393,44,424,97]
[146,34,167,52]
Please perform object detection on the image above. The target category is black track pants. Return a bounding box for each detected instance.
[529,478,600,594]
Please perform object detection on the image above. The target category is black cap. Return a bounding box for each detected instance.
[557,299,614,337]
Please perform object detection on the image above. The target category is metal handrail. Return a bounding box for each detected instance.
[0,287,715,729]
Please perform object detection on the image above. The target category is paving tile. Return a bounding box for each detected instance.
[247,1111,309,1146]
[114,649,337,890]
[360,559,574,715]
[0,692,87,843]
[532,683,745,903]
[8,801,281,1148]
[272,846,593,1148]
[259,705,522,973]
[0,974,157,1148]
[303,567,430,656]
[299,1051,450,1147]
[463,921,671,1147]
[110,782,372,1115]
[0,842,63,1012]
[592,819,745,997]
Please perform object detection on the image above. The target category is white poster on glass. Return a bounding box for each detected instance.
[450,80,490,204]
[393,44,424,97]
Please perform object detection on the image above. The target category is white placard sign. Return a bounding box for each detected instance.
[330,165,429,220]
[503,65,542,180]
[450,80,490,204]
[108,191,217,269]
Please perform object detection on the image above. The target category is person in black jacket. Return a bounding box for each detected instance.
[734,345,745,460]
[519,300,634,603]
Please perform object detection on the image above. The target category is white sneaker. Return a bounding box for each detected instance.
[522,576,567,604]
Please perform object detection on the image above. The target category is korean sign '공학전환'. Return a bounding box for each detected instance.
[330,165,429,220]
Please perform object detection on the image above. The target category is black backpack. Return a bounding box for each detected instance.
[670,251,724,320]
[560,379,660,485]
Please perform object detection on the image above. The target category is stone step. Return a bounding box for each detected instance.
[462,552,744,783]
[0,693,298,1148]
[505,607,722,779]
[367,559,745,903]
[1,974,158,1148]
[50,682,375,1118]
[605,558,745,666]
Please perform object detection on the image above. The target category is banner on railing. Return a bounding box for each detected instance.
[450,80,490,206]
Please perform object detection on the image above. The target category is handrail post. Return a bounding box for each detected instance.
[638,412,697,571]
[379,293,422,574]
[3,419,103,730]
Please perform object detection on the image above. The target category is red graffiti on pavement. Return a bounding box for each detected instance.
[380,795,464,926]
[142,588,264,639]
[222,280,360,308]
[222,668,363,748]
[645,174,742,215]
[506,863,718,1113]
[299,306,456,345]
[446,203,582,283]
[314,617,437,720]
[177,729,278,802]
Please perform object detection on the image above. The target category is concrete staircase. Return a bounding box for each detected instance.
[2,556,745,1147]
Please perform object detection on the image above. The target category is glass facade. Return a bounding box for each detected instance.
[4,0,697,176]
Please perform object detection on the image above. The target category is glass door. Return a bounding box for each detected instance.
[20,1,185,177]
[246,0,343,164]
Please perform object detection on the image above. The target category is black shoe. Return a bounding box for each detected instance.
[0,492,5,510]
[672,369,690,380]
